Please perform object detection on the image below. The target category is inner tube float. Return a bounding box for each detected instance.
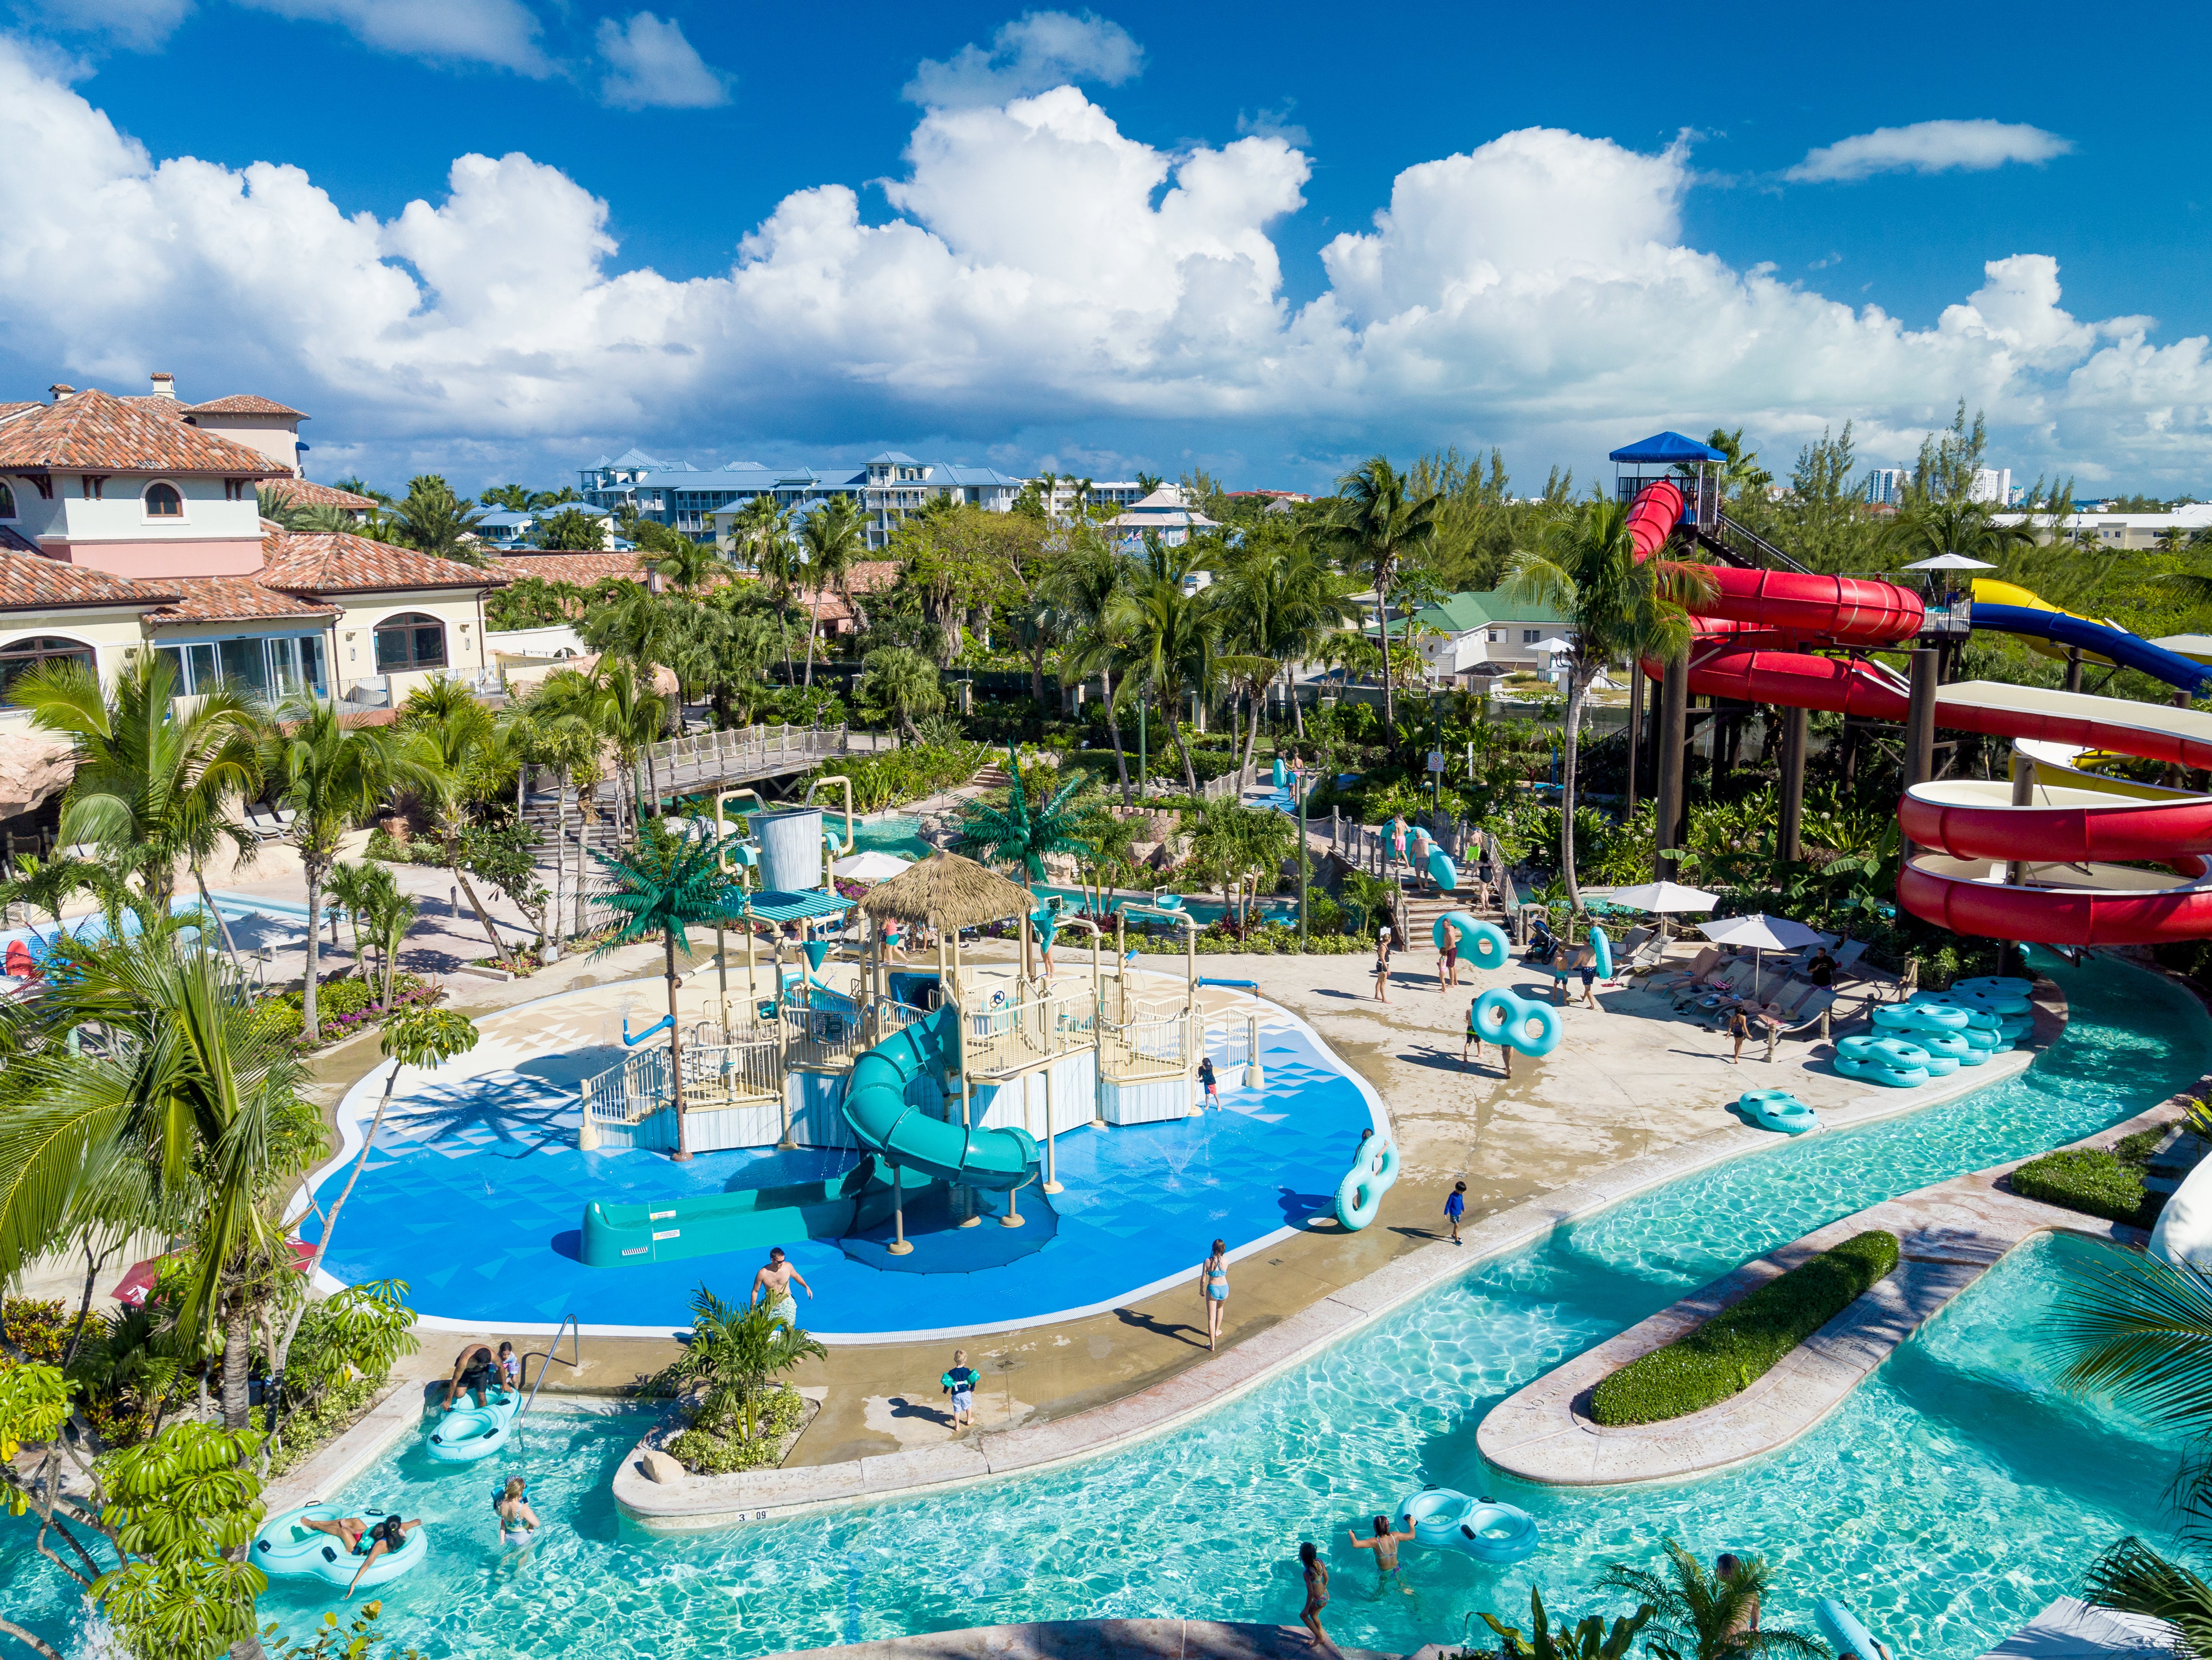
[1914,1029,1985,1066]
[1588,926,1613,981]
[1739,1089,1819,1134]
[1474,987,1561,1058]
[1815,1598,1888,1660]
[1871,1001,1968,1034]
[429,1390,520,1463]
[253,1505,427,1589]
[1952,975,2034,1000]
[1834,1034,1930,1089]
[1334,1135,1401,1230]
[1428,847,1459,892]
[1433,912,1510,971]
[1396,1487,1540,1565]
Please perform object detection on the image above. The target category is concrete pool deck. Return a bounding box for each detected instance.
[276,930,2063,1518]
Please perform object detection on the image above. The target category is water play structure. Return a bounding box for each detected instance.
[1616,435,2212,946]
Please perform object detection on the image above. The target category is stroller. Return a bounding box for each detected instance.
[1523,916,1559,963]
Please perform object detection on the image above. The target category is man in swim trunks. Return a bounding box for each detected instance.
[443,1343,498,1410]
[1348,1514,1417,1594]
[751,1246,813,1329]
[1461,995,1480,1066]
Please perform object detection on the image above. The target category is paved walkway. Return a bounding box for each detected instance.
[1475,1082,2194,1485]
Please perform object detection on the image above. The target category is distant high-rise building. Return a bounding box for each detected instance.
[1865,468,1909,507]
[1968,468,2012,505]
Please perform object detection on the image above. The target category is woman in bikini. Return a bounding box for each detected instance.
[1200,1238,1230,1351]
[495,1477,539,1550]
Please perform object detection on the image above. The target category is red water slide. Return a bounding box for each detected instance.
[1621,479,2212,946]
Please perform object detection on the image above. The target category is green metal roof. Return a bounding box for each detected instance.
[1370,588,1571,638]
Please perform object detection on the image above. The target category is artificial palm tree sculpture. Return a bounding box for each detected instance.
[590,819,745,1161]
[952,745,1098,886]
[1505,498,1715,910]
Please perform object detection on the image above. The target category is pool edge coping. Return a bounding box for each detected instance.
[609,976,2075,1531]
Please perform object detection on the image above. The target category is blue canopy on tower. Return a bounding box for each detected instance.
[1608,432,1727,464]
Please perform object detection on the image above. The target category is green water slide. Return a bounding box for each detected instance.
[841,1004,1041,1191]
[581,1161,919,1266]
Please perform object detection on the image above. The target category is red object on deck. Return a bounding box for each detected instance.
[112,1240,315,1308]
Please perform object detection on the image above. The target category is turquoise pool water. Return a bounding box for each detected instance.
[10,950,2205,1659]
[845,817,934,860]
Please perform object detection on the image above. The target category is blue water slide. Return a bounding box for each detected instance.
[1971,602,2210,693]
[840,1005,1040,1192]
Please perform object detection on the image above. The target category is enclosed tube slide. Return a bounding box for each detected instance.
[840,1004,1041,1192]
[1621,476,2212,947]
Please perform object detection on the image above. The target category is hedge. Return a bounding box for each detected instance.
[1588,1229,1900,1426]
[2010,1147,2163,1229]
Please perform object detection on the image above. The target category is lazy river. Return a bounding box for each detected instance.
[9,949,2205,1659]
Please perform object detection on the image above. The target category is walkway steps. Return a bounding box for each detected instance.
[1475,1080,2209,1487]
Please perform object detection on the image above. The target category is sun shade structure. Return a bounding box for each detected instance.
[1902,553,1996,571]
[1592,881,1718,913]
[859,850,1033,930]
[832,850,914,882]
[1698,912,1829,999]
[1607,432,1728,464]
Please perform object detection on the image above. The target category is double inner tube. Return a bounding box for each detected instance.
[1474,988,1561,1057]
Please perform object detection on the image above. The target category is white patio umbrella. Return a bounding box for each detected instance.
[1585,880,1718,945]
[1698,912,1827,999]
[831,850,913,882]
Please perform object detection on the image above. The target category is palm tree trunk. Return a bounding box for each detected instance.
[802,609,818,689]
[221,1305,253,1430]
[194,865,248,981]
[552,790,567,952]
[1376,586,1396,731]
[1560,671,1589,909]
[301,864,324,1042]
[1287,664,1306,738]
[666,932,690,1161]
[1238,683,1263,780]
[449,857,512,969]
[1167,686,1201,797]
[1101,666,1132,808]
[275,1057,405,1387]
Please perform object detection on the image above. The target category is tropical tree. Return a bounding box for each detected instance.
[0,851,104,936]
[322,859,380,975]
[389,474,488,564]
[952,745,1097,896]
[259,699,416,1042]
[1504,498,1714,908]
[361,869,420,1012]
[1597,1542,1824,1660]
[856,646,944,741]
[12,649,264,918]
[796,496,870,686]
[654,1282,826,1443]
[1124,537,1219,796]
[0,933,322,1431]
[395,686,523,969]
[589,820,745,1160]
[1213,534,1356,749]
[1041,532,1138,804]
[534,507,607,551]
[479,483,535,511]
[1187,796,1295,925]
[651,538,729,596]
[1884,496,2034,572]
[1327,456,1440,728]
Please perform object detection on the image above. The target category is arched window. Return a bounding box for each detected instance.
[144,482,183,517]
[0,482,15,519]
[0,636,92,697]
[373,612,447,672]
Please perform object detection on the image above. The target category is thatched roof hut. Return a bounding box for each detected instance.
[859,850,1031,931]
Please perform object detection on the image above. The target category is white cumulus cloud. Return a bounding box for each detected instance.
[1787,119,2073,183]
[16,0,195,50]
[903,10,1142,107]
[0,34,2204,487]
[595,11,726,110]
[229,0,552,73]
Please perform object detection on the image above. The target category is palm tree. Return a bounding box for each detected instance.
[952,745,1097,887]
[1126,538,1219,797]
[650,538,729,596]
[0,934,316,1430]
[395,690,522,968]
[654,1282,826,1443]
[1598,1542,1823,1660]
[1505,498,1714,908]
[260,698,418,1042]
[1884,496,2034,573]
[1214,537,1355,748]
[0,852,103,937]
[1328,456,1440,728]
[796,496,869,686]
[12,649,264,918]
[479,483,536,512]
[323,859,381,975]
[391,474,488,565]
[589,820,745,1161]
[363,870,420,1012]
[725,494,788,575]
[856,646,944,741]
[1042,532,1139,805]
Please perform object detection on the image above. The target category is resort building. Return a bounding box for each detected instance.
[0,378,507,793]
[1105,485,1221,549]
[581,448,1025,550]
[1994,501,2212,549]
[1358,587,1573,684]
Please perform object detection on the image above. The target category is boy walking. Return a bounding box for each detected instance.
[941,1349,979,1432]
[1444,1180,1467,1244]
[1198,1054,1219,1107]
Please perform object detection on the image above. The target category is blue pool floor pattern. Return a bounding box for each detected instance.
[303,1020,1373,1332]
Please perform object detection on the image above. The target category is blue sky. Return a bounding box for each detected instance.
[2,0,2207,497]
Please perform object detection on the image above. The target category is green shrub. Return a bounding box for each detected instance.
[665,1385,805,1473]
[2010,1148,2162,1228]
[2114,1124,2175,1167]
[2,1296,71,1365]
[1588,1230,1900,1426]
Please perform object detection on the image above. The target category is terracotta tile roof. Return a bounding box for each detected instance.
[260,529,507,594]
[144,576,340,625]
[0,388,287,476]
[0,402,38,425]
[491,552,652,586]
[261,476,378,511]
[0,550,178,612]
[185,394,308,419]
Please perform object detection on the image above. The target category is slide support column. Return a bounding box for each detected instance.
[1903,648,1940,848]
[2065,647,2083,695]
[1653,655,1689,878]
[1777,705,1808,866]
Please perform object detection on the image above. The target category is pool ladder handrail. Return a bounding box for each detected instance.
[516,1313,581,1419]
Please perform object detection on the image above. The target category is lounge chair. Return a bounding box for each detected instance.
[1641,945,1719,992]
[1737,980,1815,1029]
[241,803,288,842]
[1760,989,1838,1059]
[1679,959,1755,1012]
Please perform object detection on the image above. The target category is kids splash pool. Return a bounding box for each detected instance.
[9,950,2204,1660]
